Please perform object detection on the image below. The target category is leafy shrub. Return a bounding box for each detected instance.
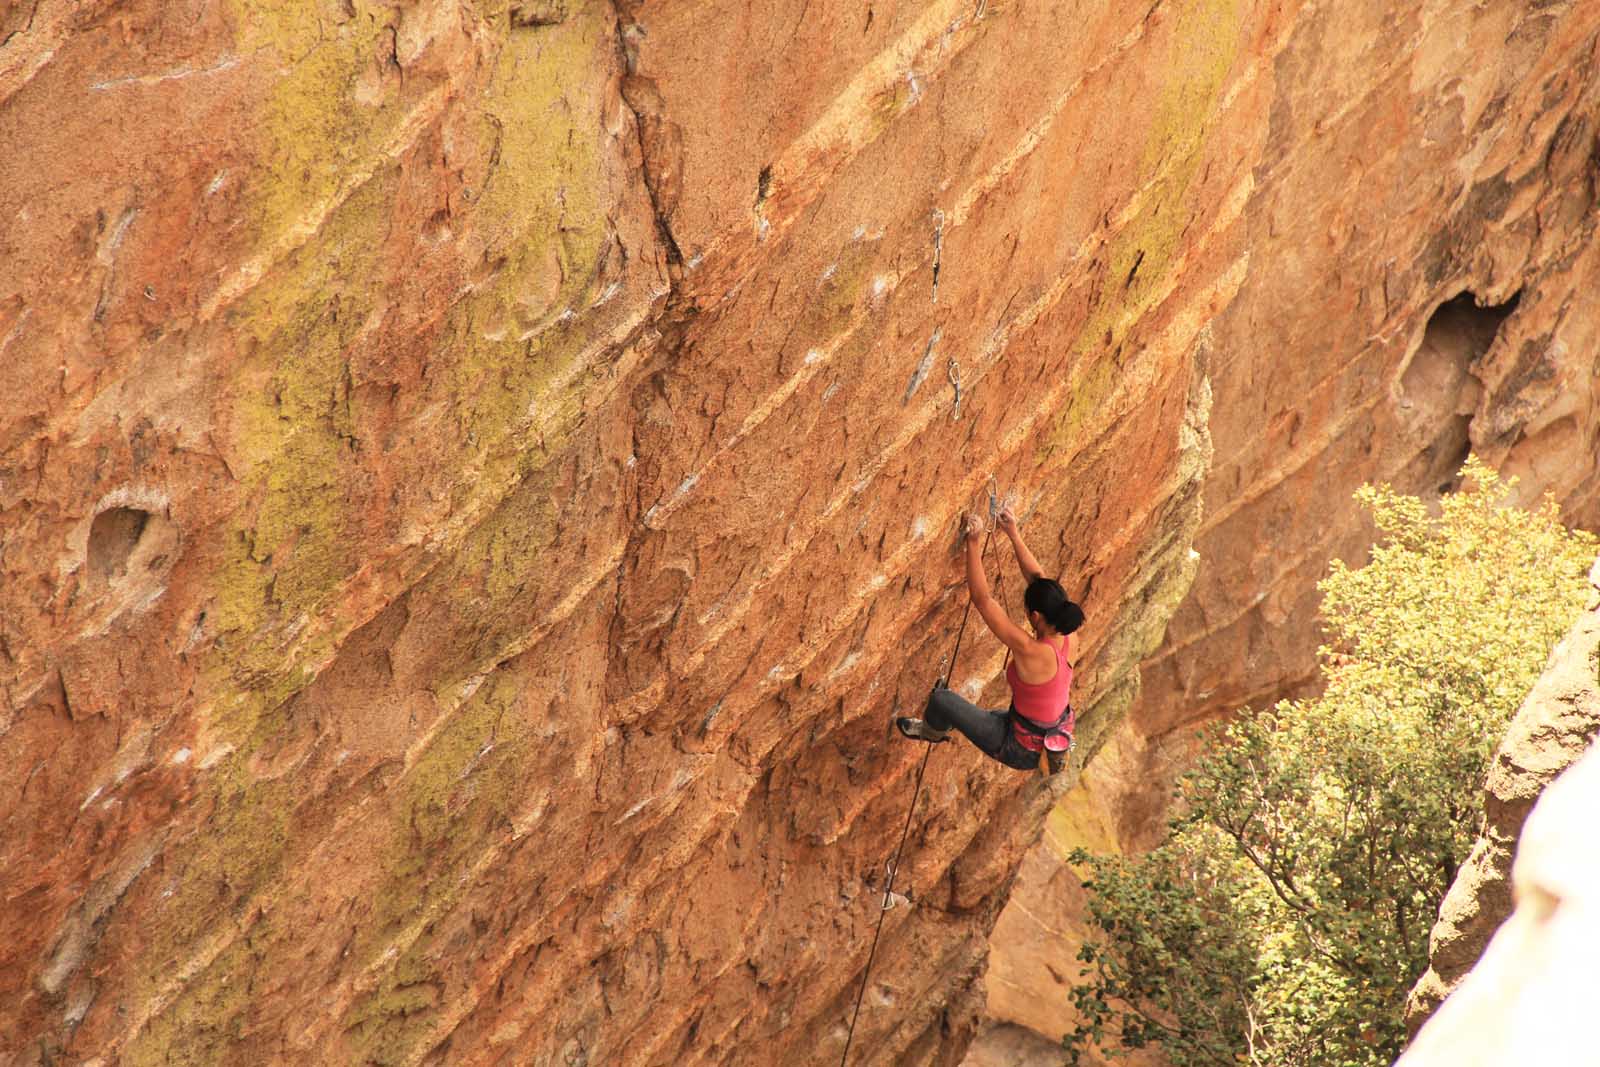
[1065,458,1597,1067]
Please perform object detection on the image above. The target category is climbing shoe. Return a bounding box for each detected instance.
[896,717,950,744]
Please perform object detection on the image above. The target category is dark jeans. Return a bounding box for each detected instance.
[925,686,1040,772]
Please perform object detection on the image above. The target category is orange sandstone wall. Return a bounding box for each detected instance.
[1,1,1596,1066]
[979,0,1600,1058]
[1,1,1228,1063]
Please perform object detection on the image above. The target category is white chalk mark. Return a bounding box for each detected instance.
[1,308,31,355]
[90,56,240,92]
[902,328,942,403]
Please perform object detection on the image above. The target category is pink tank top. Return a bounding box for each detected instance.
[1006,638,1073,751]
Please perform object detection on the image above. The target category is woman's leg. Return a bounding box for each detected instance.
[925,686,1009,759]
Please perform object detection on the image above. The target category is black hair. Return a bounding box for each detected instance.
[1024,577,1084,635]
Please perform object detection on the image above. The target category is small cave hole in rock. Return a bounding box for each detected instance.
[1403,288,1521,494]
[88,507,150,580]
[1418,289,1521,369]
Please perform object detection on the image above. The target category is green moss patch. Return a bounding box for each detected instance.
[343,669,537,1062]
[1048,0,1247,454]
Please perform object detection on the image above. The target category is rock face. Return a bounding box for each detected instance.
[1402,746,1600,1067]
[1403,557,1600,1036]
[1398,714,1600,1064]
[0,4,1596,1067]
[1111,0,1600,846]
[970,726,1148,1062]
[2,2,1217,1064]
[980,1,1600,1056]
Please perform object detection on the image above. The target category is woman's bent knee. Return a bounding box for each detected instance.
[925,686,958,730]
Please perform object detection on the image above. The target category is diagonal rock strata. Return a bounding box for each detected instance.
[1,2,1597,1066]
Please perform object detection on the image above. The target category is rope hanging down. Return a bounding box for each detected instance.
[837,492,1007,1067]
[835,727,936,1067]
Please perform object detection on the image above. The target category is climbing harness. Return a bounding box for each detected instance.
[1007,704,1075,752]
[838,496,1004,1067]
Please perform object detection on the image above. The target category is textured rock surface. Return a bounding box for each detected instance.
[1403,557,1600,1035]
[3,2,1220,1064]
[1,3,1598,1067]
[1125,0,1600,844]
[981,1,1600,1056]
[968,724,1141,1059]
[1397,740,1600,1067]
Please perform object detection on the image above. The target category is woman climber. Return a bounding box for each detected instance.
[896,507,1084,773]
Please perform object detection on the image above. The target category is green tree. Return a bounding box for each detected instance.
[1064,458,1596,1067]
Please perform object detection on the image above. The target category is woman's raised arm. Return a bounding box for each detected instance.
[998,507,1044,583]
[964,514,1034,657]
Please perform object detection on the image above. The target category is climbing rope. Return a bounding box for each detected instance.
[838,493,1007,1067]
[835,733,936,1067]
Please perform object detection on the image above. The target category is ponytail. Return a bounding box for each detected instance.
[1024,577,1084,635]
